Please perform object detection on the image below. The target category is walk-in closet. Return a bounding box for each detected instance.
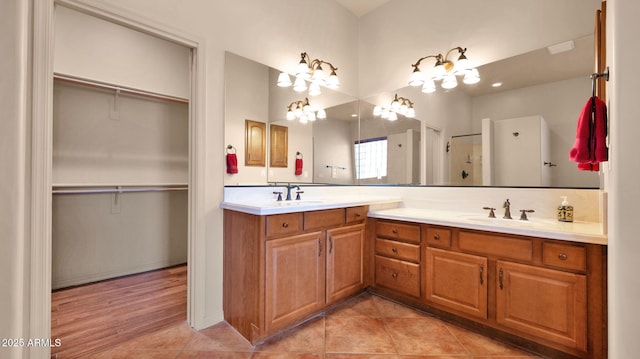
[51,6,191,357]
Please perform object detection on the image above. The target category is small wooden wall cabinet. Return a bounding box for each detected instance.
[223,205,369,344]
[370,219,607,359]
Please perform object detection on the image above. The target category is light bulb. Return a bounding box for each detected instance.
[388,112,398,121]
[454,57,471,74]
[308,82,321,96]
[421,78,436,93]
[308,112,316,121]
[373,106,382,116]
[311,67,325,84]
[463,68,480,84]
[316,109,327,119]
[325,72,340,89]
[294,105,303,117]
[433,63,447,80]
[296,60,310,79]
[381,108,390,119]
[277,72,292,87]
[406,108,416,118]
[441,73,458,89]
[286,110,296,121]
[391,99,401,111]
[408,68,425,86]
[293,77,307,92]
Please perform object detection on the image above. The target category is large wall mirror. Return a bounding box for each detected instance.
[224,3,601,188]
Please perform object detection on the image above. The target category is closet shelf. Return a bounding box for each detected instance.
[52,184,188,195]
[54,73,189,104]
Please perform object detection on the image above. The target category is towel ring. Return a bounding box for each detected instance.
[226,145,236,154]
[296,151,303,159]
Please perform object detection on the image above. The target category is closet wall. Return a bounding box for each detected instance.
[52,6,190,289]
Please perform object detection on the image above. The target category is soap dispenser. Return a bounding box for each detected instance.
[557,196,574,222]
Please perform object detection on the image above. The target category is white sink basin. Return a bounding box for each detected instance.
[460,214,559,229]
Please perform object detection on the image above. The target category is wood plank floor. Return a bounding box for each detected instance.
[51,264,187,359]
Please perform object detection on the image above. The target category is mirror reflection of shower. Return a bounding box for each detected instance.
[449,133,482,185]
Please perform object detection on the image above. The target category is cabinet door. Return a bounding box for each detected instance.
[265,232,325,332]
[425,247,487,319]
[326,225,365,304]
[496,260,587,351]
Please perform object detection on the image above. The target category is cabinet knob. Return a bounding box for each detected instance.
[355,212,361,217]
[391,272,398,279]
[282,222,289,228]
[391,247,398,253]
[433,234,440,240]
[392,229,398,234]
[558,253,568,261]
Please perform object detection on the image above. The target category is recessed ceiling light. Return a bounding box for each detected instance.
[492,82,503,88]
[351,113,358,117]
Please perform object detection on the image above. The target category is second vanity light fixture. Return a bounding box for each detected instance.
[408,46,480,93]
[277,52,340,97]
[286,97,327,124]
[373,94,416,121]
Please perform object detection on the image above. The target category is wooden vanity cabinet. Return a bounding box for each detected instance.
[373,220,421,299]
[368,218,606,359]
[425,247,487,320]
[224,206,367,344]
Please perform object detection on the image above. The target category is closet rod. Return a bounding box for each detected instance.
[52,186,188,195]
[53,73,190,104]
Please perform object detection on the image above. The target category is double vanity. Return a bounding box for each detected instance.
[221,187,607,359]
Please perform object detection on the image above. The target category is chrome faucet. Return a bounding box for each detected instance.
[503,199,512,219]
[284,183,300,201]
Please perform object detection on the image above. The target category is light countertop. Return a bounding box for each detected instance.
[221,198,607,245]
[369,207,607,245]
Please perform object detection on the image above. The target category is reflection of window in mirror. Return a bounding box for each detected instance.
[245,119,266,166]
[270,124,288,168]
[354,137,387,180]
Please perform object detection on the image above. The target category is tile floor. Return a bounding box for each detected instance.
[90,293,543,358]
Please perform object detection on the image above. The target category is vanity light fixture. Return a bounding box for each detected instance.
[408,46,480,93]
[373,94,416,121]
[285,97,327,124]
[277,52,340,97]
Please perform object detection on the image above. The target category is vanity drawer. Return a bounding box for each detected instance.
[458,231,533,262]
[542,242,586,272]
[376,238,420,263]
[375,255,420,298]
[375,221,421,244]
[304,208,345,230]
[346,206,368,223]
[425,227,452,248]
[266,212,303,237]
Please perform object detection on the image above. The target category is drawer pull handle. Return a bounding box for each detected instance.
[391,247,398,253]
[499,268,504,290]
[392,272,398,278]
[355,212,362,217]
[433,234,440,241]
[392,229,398,234]
[558,253,568,261]
[479,264,484,285]
[282,222,289,228]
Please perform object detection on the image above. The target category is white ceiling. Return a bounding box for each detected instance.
[335,0,391,17]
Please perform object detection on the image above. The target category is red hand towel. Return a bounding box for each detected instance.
[568,96,608,170]
[295,158,303,176]
[226,153,238,174]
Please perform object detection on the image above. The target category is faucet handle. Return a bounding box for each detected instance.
[482,207,496,218]
[519,209,535,221]
[295,191,304,200]
[272,191,283,201]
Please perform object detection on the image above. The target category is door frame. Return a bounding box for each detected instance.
[31,0,208,353]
